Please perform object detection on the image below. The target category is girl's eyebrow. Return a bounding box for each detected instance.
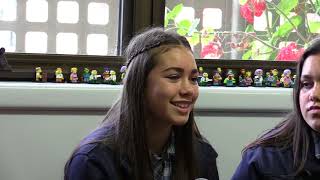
[301,75,312,79]
[161,67,183,73]
[161,67,198,75]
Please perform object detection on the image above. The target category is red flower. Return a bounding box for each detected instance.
[276,42,304,61]
[240,3,254,23]
[201,42,223,59]
[251,0,266,17]
[240,0,266,23]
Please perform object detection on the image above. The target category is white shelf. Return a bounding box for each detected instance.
[0,82,293,112]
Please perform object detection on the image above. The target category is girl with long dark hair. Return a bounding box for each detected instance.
[232,39,320,180]
[64,27,219,180]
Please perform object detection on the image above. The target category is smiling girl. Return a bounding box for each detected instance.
[64,27,219,180]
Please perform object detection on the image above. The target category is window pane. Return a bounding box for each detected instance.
[88,3,109,25]
[0,0,119,55]
[25,32,47,53]
[203,8,222,29]
[57,1,79,24]
[87,34,108,55]
[0,31,16,52]
[0,0,17,21]
[56,33,78,54]
[175,7,194,23]
[307,13,320,33]
[165,1,310,61]
[26,0,48,22]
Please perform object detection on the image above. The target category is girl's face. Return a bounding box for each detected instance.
[299,54,320,132]
[145,47,199,128]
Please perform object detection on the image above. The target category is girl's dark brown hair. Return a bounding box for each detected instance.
[243,38,320,174]
[64,27,202,180]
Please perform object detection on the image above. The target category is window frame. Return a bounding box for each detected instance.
[1,0,297,81]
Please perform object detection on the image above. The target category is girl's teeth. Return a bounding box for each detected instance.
[174,103,189,108]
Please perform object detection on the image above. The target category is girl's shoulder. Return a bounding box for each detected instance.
[195,137,218,158]
[244,145,292,159]
[242,145,294,175]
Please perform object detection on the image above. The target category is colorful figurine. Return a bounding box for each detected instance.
[102,67,111,84]
[238,68,247,87]
[119,65,127,84]
[281,69,293,88]
[109,70,117,85]
[265,72,273,87]
[82,68,90,83]
[224,70,236,87]
[254,68,263,87]
[270,69,280,87]
[89,69,100,84]
[244,71,253,86]
[197,66,204,84]
[212,69,222,86]
[199,72,211,86]
[35,67,42,82]
[55,67,64,83]
[70,67,78,83]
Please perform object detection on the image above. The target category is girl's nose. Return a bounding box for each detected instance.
[309,83,320,102]
[180,80,196,96]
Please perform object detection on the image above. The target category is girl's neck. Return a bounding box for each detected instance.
[146,121,172,154]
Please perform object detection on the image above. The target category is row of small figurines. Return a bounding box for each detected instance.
[198,67,296,88]
[34,66,295,88]
[35,66,127,84]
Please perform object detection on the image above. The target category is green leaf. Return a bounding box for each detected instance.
[269,51,278,61]
[276,0,298,15]
[239,0,248,5]
[176,19,192,36]
[201,34,215,45]
[187,18,200,36]
[177,19,191,28]
[188,34,200,46]
[242,50,252,60]
[200,27,215,45]
[309,21,320,33]
[251,41,272,60]
[177,28,188,36]
[245,24,254,32]
[168,3,183,20]
[272,15,302,39]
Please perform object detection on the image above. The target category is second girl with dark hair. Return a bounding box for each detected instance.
[232,39,320,180]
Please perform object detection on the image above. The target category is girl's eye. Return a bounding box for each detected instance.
[301,81,313,89]
[167,74,180,80]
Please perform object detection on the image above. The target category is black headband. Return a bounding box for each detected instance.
[127,41,161,66]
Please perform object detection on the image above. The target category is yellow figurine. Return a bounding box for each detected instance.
[35,67,42,82]
[55,67,64,83]
[70,67,78,83]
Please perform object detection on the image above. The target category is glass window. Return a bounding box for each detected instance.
[87,34,108,55]
[26,0,48,22]
[0,0,17,21]
[25,31,48,53]
[0,0,119,55]
[0,31,16,52]
[57,1,79,24]
[56,33,78,54]
[202,8,222,29]
[88,2,109,25]
[165,0,320,61]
